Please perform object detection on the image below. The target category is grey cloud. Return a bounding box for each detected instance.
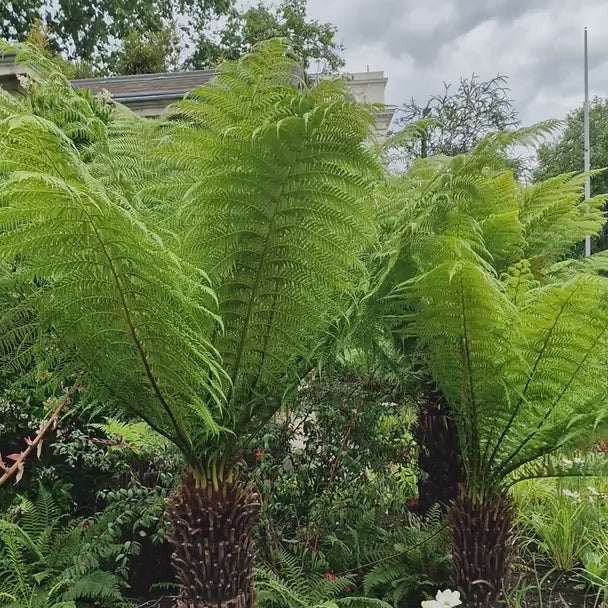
[306,0,608,124]
[316,0,547,65]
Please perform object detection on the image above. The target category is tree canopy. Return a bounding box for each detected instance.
[534,98,608,250]
[190,0,344,71]
[534,97,608,195]
[390,74,519,167]
[2,0,344,75]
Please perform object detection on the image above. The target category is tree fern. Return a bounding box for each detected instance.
[352,125,608,497]
[0,39,380,607]
[148,39,379,435]
[373,128,608,605]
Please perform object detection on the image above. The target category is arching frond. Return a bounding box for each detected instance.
[149,39,379,430]
[489,275,608,481]
[521,171,608,270]
[0,113,226,465]
[377,128,608,497]
[0,39,380,466]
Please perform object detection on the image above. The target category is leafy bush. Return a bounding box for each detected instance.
[248,369,417,561]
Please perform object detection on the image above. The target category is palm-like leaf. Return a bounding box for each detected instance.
[149,39,379,432]
[0,39,379,465]
[0,113,225,465]
[521,170,606,271]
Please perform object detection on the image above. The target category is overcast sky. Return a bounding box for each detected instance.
[305,0,608,126]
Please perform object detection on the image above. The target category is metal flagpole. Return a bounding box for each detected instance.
[584,27,591,257]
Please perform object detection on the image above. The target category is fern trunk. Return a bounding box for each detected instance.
[447,490,514,608]
[166,472,260,608]
[416,381,463,513]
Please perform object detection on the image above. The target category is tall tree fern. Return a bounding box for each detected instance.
[0,40,380,608]
[379,132,608,606]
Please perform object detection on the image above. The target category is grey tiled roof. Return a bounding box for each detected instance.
[70,69,215,102]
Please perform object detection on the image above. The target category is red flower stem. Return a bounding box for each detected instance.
[0,380,79,488]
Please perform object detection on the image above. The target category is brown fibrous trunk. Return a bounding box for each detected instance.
[416,381,463,513]
[447,489,514,608]
[166,472,260,608]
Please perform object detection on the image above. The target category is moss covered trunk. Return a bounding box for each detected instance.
[166,472,260,608]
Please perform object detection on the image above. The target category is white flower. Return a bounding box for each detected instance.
[587,486,600,496]
[16,73,32,92]
[561,457,573,466]
[95,87,113,101]
[562,489,580,500]
[573,457,584,465]
[421,589,462,608]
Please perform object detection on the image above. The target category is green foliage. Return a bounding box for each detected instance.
[534,97,608,252]
[193,0,344,71]
[374,126,608,499]
[97,417,171,453]
[514,478,592,571]
[0,40,379,477]
[512,470,608,579]
[1,0,231,69]
[0,490,123,608]
[3,0,343,76]
[534,97,608,198]
[247,370,416,562]
[257,550,392,608]
[151,39,379,443]
[362,507,451,607]
[113,25,180,75]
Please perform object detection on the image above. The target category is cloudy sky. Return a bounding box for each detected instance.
[305,0,608,126]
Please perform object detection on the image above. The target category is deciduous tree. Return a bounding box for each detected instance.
[391,74,519,166]
[188,0,343,72]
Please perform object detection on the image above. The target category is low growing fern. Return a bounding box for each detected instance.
[0,490,123,608]
[256,550,391,608]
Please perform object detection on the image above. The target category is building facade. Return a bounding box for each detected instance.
[0,52,394,139]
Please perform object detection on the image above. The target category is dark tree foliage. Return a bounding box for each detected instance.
[535,97,608,195]
[392,74,519,165]
[114,26,180,75]
[188,0,344,72]
[534,98,608,252]
[1,0,231,69]
[2,0,344,76]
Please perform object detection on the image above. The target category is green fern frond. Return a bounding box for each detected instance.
[256,551,355,608]
[335,597,392,607]
[0,112,227,466]
[152,39,380,432]
[58,570,122,604]
[509,451,608,488]
[95,417,170,453]
[521,171,608,270]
